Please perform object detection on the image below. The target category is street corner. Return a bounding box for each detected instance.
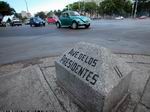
[0,57,84,112]
[0,65,56,110]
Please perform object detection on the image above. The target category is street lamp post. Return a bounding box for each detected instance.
[25,0,29,12]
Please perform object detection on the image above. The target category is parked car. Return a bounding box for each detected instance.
[138,16,148,19]
[47,16,58,24]
[1,15,13,27]
[115,16,124,20]
[30,17,45,27]
[24,19,30,25]
[56,11,91,29]
[11,18,22,26]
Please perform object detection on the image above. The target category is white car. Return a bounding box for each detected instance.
[115,16,124,20]
[11,18,22,26]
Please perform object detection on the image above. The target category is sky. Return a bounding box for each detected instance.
[3,0,79,15]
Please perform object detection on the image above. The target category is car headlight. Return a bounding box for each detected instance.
[77,21,81,23]
[76,19,82,23]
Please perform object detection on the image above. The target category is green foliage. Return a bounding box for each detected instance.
[14,13,22,19]
[63,0,132,17]
[0,1,15,16]
[65,1,97,11]
[70,2,80,11]
[35,11,46,19]
[99,0,116,15]
[99,0,132,16]
[47,10,62,17]
[137,0,150,16]
[54,10,61,17]
[47,11,54,17]
[85,2,97,13]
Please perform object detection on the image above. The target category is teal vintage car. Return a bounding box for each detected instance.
[56,11,91,29]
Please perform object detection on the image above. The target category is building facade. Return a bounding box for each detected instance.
[21,11,31,18]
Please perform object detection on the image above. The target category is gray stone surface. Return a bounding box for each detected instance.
[41,67,84,112]
[128,64,150,103]
[135,104,150,112]
[141,76,150,108]
[0,65,64,111]
[39,56,57,68]
[0,63,24,76]
[0,53,150,112]
[55,42,133,112]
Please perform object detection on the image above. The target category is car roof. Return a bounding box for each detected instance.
[63,11,77,13]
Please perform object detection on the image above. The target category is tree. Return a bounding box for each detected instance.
[47,10,54,17]
[35,11,47,19]
[99,0,116,16]
[63,1,98,16]
[99,0,132,16]
[136,0,150,16]
[54,10,62,17]
[0,1,15,16]
[0,1,15,23]
[14,13,22,20]
[85,2,97,14]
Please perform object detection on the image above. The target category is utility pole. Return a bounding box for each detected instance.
[25,0,29,12]
[68,2,69,11]
[134,0,138,18]
[83,0,85,15]
[79,0,80,12]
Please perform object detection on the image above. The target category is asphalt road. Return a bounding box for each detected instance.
[0,19,150,64]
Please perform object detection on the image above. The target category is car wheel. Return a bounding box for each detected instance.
[56,22,61,28]
[85,24,90,28]
[72,22,78,29]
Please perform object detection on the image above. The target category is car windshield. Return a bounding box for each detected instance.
[69,11,80,16]
[33,17,43,22]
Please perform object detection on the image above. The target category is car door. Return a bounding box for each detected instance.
[60,13,71,26]
[64,13,72,26]
[60,13,67,26]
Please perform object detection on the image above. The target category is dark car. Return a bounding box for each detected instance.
[30,17,45,27]
[56,11,91,29]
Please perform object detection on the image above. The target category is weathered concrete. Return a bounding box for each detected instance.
[0,53,150,112]
[39,56,57,68]
[0,63,24,76]
[55,42,132,112]
[41,67,84,112]
[141,76,150,108]
[0,65,64,111]
[135,104,150,112]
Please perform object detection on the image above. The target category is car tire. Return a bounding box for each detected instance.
[56,22,61,28]
[85,24,90,28]
[72,22,78,29]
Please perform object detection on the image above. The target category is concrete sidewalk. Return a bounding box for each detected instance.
[0,54,150,112]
